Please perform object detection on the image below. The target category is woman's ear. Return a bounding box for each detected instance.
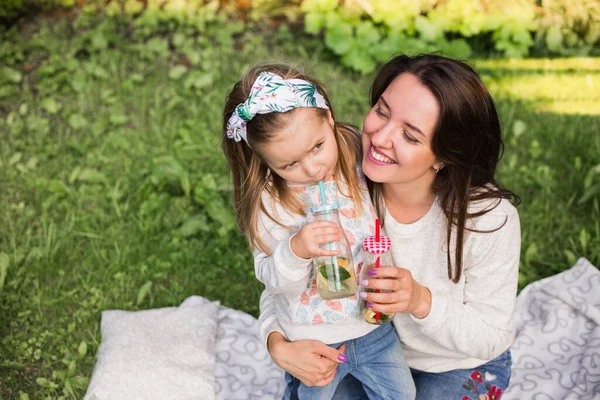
[433,163,445,173]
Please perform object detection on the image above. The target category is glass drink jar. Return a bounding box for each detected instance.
[309,204,357,300]
[360,235,395,324]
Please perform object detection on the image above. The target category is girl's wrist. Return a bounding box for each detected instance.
[290,234,308,260]
[411,284,432,319]
[267,331,288,355]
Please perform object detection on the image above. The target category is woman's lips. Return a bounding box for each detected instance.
[367,145,397,166]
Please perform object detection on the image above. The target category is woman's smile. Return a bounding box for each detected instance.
[367,144,397,165]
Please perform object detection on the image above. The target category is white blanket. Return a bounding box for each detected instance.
[504,257,600,399]
[86,258,600,399]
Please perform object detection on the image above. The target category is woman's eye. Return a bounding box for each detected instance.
[375,107,387,118]
[403,131,419,144]
[314,142,323,150]
[286,161,297,168]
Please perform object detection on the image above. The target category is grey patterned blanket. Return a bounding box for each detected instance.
[504,257,600,399]
[86,258,600,399]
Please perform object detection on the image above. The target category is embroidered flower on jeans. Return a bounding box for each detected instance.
[462,370,503,400]
[471,371,483,383]
[487,386,502,400]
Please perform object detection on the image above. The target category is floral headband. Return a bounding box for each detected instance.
[226,71,329,143]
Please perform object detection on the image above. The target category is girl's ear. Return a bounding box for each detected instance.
[327,109,335,127]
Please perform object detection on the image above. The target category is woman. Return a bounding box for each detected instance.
[259,54,521,399]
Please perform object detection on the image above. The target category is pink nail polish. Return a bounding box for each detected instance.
[338,353,348,363]
[368,269,377,276]
[360,292,367,299]
[366,302,374,308]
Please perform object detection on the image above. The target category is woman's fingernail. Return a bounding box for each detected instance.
[338,353,348,363]
[366,302,374,308]
[360,292,367,299]
[368,269,377,276]
[360,280,369,287]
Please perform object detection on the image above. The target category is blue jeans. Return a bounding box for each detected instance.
[284,322,416,400]
[331,349,512,400]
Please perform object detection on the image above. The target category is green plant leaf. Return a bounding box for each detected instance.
[109,114,129,126]
[0,252,9,289]
[355,21,380,44]
[341,46,376,74]
[438,38,472,58]
[415,15,442,42]
[77,168,107,184]
[546,26,564,52]
[304,12,324,35]
[145,38,170,57]
[183,72,213,90]
[90,30,109,50]
[70,376,90,390]
[42,98,61,114]
[513,120,526,137]
[178,215,209,237]
[0,66,22,84]
[77,341,88,358]
[169,65,188,80]
[319,264,351,281]
[36,377,49,387]
[301,0,338,14]
[324,20,353,55]
[136,281,152,305]
[68,114,89,130]
[152,157,190,195]
[578,183,600,205]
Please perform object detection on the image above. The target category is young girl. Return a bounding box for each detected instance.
[221,63,416,399]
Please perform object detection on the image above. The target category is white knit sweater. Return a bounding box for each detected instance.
[259,197,521,373]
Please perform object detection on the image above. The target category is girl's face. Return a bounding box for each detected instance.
[259,108,338,185]
[362,73,442,188]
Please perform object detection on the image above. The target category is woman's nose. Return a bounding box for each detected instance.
[370,122,394,149]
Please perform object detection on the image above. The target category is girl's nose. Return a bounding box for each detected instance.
[305,163,321,178]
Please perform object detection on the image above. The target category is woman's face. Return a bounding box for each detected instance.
[362,73,441,188]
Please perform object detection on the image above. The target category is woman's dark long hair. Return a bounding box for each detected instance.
[367,54,520,283]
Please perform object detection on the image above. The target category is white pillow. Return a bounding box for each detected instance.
[85,301,220,400]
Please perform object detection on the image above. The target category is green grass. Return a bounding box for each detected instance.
[0,13,599,399]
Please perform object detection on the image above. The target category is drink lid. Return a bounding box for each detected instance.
[309,203,340,213]
[362,236,392,254]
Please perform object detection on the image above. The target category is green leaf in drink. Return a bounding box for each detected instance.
[319,263,351,281]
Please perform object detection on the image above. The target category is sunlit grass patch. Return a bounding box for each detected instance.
[484,73,599,102]
[534,100,600,115]
[473,58,600,115]
[472,57,600,72]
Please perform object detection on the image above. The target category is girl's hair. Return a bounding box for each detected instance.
[222,62,362,254]
[368,54,520,283]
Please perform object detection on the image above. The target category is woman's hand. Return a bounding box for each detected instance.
[360,266,432,319]
[267,331,347,386]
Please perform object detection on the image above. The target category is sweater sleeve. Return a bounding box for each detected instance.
[410,208,521,360]
[254,198,313,296]
[258,289,287,349]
